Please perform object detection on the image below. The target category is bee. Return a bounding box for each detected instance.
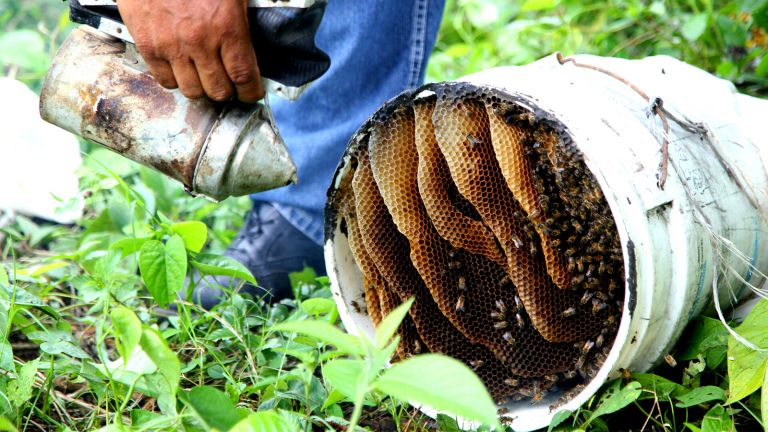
[565,248,576,257]
[574,355,586,371]
[608,280,620,292]
[591,298,607,314]
[490,311,504,320]
[595,334,605,348]
[458,276,467,291]
[580,291,594,305]
[552,238,561,248]
[351,300,363,313]
[469,359,485,370]
[619,368,632,381]
[572,220,584,233]
[510,235,524,249]
[413,340,422,354]
[562,307,577,317]
[455,295,466,313]
[502,332,516,346]
[466,133,482,149]
[529,243,538,256]
[530,381,544,403]
[604,315,617,328]
[448,261,462,270]
[448,249,457,259]
[567,257,576,272]
[504,377,519,387]
[497,407,510,416]
[499,274,511,286]
[563,370,578,380]
[576,257,585,273]
[529,208,542,219]
[544,374,559,383]
[571,275,585,285]
[515,313,525,329]
[494,321,509,329]
[585,264,595,278]
[495,299,507,314]
[513,295,522,309]
[582,340,595,354]
[664,354,677,368]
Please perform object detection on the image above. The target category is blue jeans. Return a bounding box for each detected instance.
[254,0,446,246]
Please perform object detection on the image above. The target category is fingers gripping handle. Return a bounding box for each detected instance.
[68,0,330,100]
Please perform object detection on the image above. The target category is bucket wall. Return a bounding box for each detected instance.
[324,54,768,431]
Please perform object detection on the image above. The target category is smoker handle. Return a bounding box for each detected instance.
[68,0,330,88]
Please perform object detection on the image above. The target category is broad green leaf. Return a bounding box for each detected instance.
[521,0,558,12]
[587,381,642,425]
[27,330,89,359]
[727,300,768,404]
[675,386,726,408]
[0,30,48,72]
[0,342,12,372]
[677,316,728,368]
[230,411,299,432]
[184,386,241,431]
[139,328,180,414]
[274,320,362,355]
[139,236,187,307]
[548,409,573,431]
[0,303,9,370]
[633,373,686,400]
[288,267,318,289]
[171,221,208,253]
[110,307,142,362]
[681,13,709,41]
[0,266,7,287]
[436,414,462,432]
[762,364,768,432]
[8,359,39,408]
[0,284,59,319]
[373,354,501,429]
[701,404,734,432]
[300,298,336,317]
[322,359,364,401]
[375,298,413,349]
[191,254,256,285]
[684,423,702,432]
[0,417,18,432]
[110,237,152,257]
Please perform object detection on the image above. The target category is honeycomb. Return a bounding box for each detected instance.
[328,82,625,402]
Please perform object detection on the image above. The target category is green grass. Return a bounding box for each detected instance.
[2,0,768,430]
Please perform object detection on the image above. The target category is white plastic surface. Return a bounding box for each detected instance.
[0,78,82,223]
[326,55,768,431]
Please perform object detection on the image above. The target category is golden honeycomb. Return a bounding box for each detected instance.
[328,82,625,402]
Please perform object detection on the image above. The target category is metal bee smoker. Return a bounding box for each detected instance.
[40,0,330,200]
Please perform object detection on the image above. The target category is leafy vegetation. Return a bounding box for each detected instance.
[2,0,768,431]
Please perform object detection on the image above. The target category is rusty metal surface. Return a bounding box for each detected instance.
[41,26,218,187]
[40,26,297,199]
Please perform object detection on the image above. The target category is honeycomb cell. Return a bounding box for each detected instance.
[329,82,626,403]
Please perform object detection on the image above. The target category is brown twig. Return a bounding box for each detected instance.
[556,53,671,188]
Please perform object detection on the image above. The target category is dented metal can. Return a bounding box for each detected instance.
[40,26,297,201]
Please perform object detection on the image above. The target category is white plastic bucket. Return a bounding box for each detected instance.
[324,54,768,431]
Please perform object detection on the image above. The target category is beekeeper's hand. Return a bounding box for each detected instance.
[118,0,264,103]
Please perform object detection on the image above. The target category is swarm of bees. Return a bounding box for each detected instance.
[329,82,626,404]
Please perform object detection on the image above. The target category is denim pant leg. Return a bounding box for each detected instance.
[253,0,446,246]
